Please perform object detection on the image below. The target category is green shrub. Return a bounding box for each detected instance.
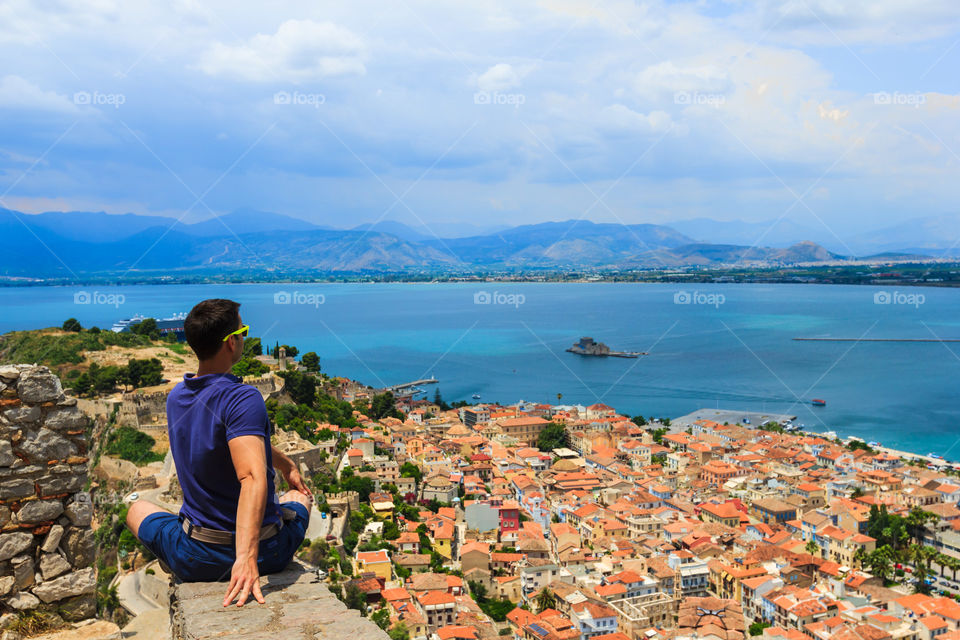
[105,427,164,465]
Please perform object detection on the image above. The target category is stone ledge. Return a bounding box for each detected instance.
[170,560,389,640]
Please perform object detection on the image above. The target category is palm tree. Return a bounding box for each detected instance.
[853,547,868,570]
[805,540,820,557]
[945,555,960,581]
[557,393,562,403]
[535,588,557,613]
[905,507,937,545]
[867,546,893,584]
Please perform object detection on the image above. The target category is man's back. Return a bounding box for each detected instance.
[167,372,281,531]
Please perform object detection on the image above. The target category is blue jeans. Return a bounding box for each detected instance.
[136,502,310,582]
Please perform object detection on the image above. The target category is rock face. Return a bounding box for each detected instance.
[170,560,391,640]
[0,366,94,621]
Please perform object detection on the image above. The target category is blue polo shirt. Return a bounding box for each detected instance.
[166,372,281,531]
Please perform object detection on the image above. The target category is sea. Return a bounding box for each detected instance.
[2,282,958,457]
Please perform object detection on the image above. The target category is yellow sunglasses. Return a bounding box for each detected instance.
[222,324,250,342]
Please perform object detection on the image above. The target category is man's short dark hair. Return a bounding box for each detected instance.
[184,299,241,361]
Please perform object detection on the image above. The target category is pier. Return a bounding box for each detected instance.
[794,337,960,342]
[385,376,439,396]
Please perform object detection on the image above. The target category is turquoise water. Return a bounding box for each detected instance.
[2,282,959,457]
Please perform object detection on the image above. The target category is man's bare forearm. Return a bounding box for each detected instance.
[270,445,293,474]
[236,475,267,561]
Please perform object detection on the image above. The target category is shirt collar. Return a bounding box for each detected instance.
[183,372,241,388]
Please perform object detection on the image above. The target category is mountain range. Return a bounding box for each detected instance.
[0,208,952,278]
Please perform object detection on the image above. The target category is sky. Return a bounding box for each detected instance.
[0,0,958,240]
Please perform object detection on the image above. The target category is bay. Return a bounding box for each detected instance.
[2,282,958,457]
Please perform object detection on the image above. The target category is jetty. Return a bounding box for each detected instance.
[386,376,439,396]
[794,337,960,342]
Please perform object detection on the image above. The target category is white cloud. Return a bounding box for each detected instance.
[0,75,77,113]
[635,61,729,98]
[198,19,366,82]
[476,63,525,92]
[600,104,675,134]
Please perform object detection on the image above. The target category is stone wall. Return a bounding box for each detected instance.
[0,365,96,622]
[170,560,389,640]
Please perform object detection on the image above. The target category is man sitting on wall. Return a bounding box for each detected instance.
[126,298,313,607]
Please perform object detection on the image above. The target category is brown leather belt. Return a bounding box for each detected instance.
[181,506,299,546]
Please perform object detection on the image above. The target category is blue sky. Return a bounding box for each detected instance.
[0,0,958,238]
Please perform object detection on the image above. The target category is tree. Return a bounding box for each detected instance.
[342,474,375,502]
[301,351,321,373]
[371,607,390,630]
[388,622,410,640]
[369,392,403,420]
[243,337,263,357]
[535,588,557,613]
[537,422,569,452]
[400,462,423,483]
[850,487,865,499]
[130,318,160,340]
[748,622,771,637]
[805,540,820,556]
[630,415,647,427]
[905,507,938,545]
[651,427,668,445]
[232,357,270,378]
[123,357,163,389]
[468,580,488,602]
[62,318,82,332]
[433,388,451,411]
[105,427,164,465]
[866,546,894,584]
[343,582,367,615]
[277,369,318,406]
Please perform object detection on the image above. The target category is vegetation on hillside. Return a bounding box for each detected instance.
[0,327,152,367]
[104,426,165,465]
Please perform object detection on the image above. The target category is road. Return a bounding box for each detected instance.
[117,565,164,617]
[304,504,331,541]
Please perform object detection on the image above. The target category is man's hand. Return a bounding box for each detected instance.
[223,555,264,607]
[283,466,314,500]
[272,445,314,500]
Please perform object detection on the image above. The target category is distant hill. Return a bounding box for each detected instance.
[0,207,923,278]
[846,214,960,256]
[670,217,828,249]
[435,220,695,266]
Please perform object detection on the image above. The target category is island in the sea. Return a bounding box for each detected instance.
[566,336,647,358]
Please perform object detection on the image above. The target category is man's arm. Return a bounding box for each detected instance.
[271,445,314,499]
[224,435,268,607]
[271,445,293,475]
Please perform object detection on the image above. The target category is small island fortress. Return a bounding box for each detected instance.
[566,336,647,358]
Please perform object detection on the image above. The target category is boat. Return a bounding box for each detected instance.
[110,314,146,332]
[811,399,826,406]
[111,312,187,339]
[868,441,880,448]
[929,453,943,459]
[472,393,481,399]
